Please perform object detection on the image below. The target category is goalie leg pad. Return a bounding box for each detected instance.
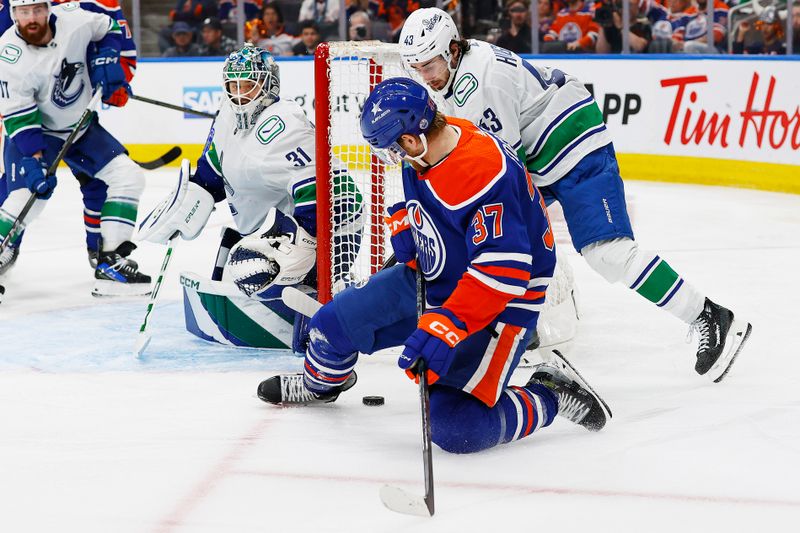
[181,271,295,348]
[582,237,704,323]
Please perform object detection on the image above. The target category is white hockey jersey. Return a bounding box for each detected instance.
[438,41,612,186]
[0,3,121,152]
[202,97,316,235]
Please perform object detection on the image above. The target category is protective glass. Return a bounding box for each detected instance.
[369,142,406,166]
[408,56,449,83]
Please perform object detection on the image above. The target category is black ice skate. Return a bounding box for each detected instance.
[92,241,152,297]
[528,350,611,431]
[690,298,752,383]
[0,243,19,276]
[257,372,357,406]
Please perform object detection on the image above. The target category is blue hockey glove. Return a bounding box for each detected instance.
[18,156,56,199]
[384,202,416,267]
[89,46,127,102]
[399,308,468,384]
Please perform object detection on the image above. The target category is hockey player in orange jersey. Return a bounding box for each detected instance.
[257,78,612,454]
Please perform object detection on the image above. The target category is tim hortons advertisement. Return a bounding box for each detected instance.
[99,57,799,179]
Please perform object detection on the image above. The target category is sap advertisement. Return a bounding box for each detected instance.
[98,57,799,186]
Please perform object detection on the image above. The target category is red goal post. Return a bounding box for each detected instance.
[314,41,408,304]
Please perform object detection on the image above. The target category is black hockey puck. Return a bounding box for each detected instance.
[362,395,385,406]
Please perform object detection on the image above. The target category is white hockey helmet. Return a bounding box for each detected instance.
[398,8,461,93]
[9,0,51,20]
[222,44,280,131]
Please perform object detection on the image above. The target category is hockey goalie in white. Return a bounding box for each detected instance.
[138,44,363,352]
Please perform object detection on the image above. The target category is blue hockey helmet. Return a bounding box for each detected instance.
[360,77,437,165]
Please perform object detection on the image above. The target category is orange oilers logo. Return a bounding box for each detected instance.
[407,200,446,279]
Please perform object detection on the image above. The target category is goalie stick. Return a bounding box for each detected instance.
[134,146,182,170]
[134,235,179,357]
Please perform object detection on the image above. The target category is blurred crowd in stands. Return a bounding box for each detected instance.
[158,0,800,56]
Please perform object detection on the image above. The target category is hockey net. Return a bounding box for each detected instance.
[314,41,578,350]
[314,41,408,303]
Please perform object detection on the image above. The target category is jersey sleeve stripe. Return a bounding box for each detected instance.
[472,263,530,282]
[466,267,527,296]
[473,252,532,264]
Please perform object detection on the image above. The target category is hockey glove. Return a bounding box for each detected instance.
[137,159,215,244]
[399,308,468,384]
[89,46,127,103]
[105,57,136,107]
[384,202,416,268]
[18,156,56,199]
[226,208,317,299]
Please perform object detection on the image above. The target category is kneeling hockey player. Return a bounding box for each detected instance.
[258,78,611,454]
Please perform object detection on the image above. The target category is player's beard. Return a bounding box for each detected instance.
[19,21,49,45]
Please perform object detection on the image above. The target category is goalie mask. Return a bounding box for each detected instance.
[223,44,280,131]
[398,8,461,95]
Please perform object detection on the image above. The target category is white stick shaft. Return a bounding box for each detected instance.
[134,237,178,357]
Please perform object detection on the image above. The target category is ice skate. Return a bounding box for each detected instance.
[0,243,19,276]
[690,298,752,383]
[528,350,611,431]
[92,241,152,297]
[87,248,99,269]
[257,372,357,406]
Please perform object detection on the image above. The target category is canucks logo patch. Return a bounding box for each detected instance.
[407,200,446,279]
[51,59,85,109]
[256,115,285,144]
[452,74,478,107]
[0,44,21,64]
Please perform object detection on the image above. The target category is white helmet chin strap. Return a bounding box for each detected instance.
[404,133,430,168]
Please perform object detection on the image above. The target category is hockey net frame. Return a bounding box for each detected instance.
[315,40,408,304]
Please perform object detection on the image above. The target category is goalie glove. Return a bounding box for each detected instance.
[226,208,317,299]
[136,159,215,244]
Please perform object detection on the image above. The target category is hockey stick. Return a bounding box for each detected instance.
[134,234,179,357]
[379,268,435,517]
[134,146,182,170]
[130,94,216,119]
[0,89,103,256]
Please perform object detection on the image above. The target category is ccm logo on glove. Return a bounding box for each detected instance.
[91,56,119,66]
[419,313,467,347]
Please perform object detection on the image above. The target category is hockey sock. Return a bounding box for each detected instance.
[582,238,705,324]
[80,178,108,252]
[303,305,359,395]
[428,384,557,454]
[99,196,138,251]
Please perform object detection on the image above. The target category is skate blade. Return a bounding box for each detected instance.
[707,319,752,383]
[92,279,153,298]
[551,349,613,424]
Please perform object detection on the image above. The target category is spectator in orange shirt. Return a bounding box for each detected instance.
[369,0,419,42]
[544,0,599,51]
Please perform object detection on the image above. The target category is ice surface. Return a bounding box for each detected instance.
[1,170,798,532]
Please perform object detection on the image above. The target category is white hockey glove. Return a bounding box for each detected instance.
[226,208,317,299]
[136,159,215,244]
